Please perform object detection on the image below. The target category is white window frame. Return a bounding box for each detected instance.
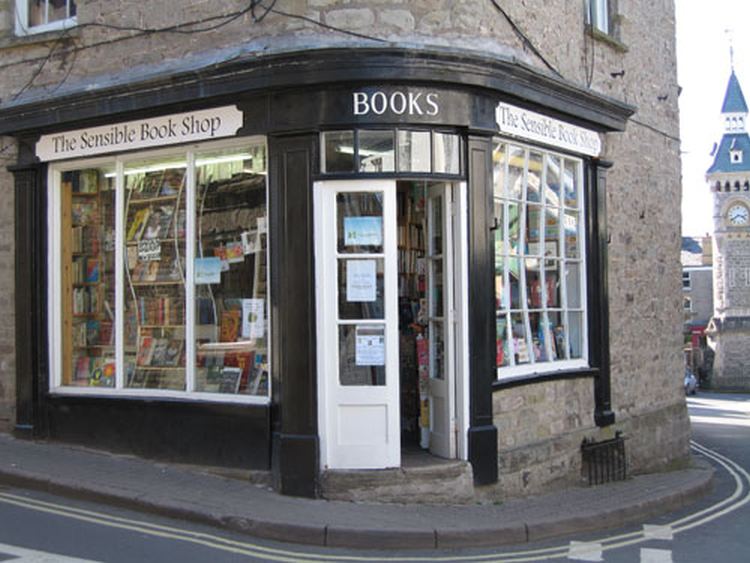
[492,139,589,381]
[683,296,693,312]
[585,0,610,35]
[15,0,77,36]
[47,136,271,404]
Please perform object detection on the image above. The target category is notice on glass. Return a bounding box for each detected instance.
[355,327,385,366]
[242,298,265,339]
[347,260,376,302]
[344,216,382,247]
[194,257,222,284]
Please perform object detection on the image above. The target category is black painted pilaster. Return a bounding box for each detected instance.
[587,160,615,427]
[268,134,319,497]
[12,164,47,439]
[467,135,498,485]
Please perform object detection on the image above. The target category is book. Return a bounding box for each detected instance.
[219,310,241,342]
[150,339,170,366]
[159,169,185,196]
[127,208,150,242]
[218,367,242,394]
[85,259,100,283]
[163,339,184,367]
[74,356,90,381]
[136,335,155,366]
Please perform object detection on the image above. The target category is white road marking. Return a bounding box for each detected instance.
[642,524,673,541]
[0,542,99,562]
[567,541,603,561]
[640,547,673,563]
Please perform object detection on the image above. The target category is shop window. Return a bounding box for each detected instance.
[15,0,77,35]
[493,141,588,379]
[52,140,270,401]
[321,129,461,176]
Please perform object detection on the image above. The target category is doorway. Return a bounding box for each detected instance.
[314,179,467,470]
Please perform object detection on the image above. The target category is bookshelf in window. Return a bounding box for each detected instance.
[124,167,188,391]
[62,168,117,388]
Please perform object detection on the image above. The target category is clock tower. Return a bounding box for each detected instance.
[706,70,750,390]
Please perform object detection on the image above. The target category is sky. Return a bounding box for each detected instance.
[677,0,750,236]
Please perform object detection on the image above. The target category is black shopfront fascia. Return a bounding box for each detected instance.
[5,48,632,497]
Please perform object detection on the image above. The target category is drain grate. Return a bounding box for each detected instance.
[581,432,627,485]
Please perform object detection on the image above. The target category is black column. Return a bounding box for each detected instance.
[466,135,498,485]
[587,160,615,427]
[268,135,319,498]
[12,164,47,439]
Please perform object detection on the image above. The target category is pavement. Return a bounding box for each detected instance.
[0,433,714,550]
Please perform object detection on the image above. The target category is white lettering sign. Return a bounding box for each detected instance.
[353,91,439,117]
[36,106,243,161]
[496,102,601,157]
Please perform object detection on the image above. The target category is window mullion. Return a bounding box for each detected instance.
[519,150,534,365]
[185,151,196,393]
[115,160,125,389]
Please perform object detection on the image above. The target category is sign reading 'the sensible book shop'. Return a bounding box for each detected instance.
[36,106,244,161]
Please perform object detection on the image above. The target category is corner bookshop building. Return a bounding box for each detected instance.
[3,50,632,497]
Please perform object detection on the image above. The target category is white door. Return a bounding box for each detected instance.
[426,183,456,459]
[315,180,400,469]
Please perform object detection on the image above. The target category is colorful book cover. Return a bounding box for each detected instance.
[85,259,100,283]
[136,336,155,366]
[219,310,241,343]
[127,208,150,242]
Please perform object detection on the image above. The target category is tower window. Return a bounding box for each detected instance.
[730,149,743,164]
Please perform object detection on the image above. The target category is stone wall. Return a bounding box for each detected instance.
[0,135,15,432]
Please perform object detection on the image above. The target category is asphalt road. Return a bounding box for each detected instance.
[0,391,747,562]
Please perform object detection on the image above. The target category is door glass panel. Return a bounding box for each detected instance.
[430,259,444,317]
[430,196,443,254]
[337,192,384,253]
[339,324,386,386]
[338,258,385,320]
[429,322,445,380]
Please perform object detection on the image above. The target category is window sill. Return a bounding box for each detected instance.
[587,26,628,53]
[0,24,79,51]
[492,366,598,391]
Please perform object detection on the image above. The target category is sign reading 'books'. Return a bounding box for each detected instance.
[36,106,243,161]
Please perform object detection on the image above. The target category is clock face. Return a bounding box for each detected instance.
[728,203,750,226]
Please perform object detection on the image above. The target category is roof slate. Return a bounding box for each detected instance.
[707,133,750,173]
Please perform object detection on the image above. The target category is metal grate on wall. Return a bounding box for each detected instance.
[581,432,627,485]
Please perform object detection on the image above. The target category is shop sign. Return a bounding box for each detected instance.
[353,90,440,117]
[496,102,601,157]
[36,106,243,161]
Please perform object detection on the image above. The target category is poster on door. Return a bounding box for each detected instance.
[347,259,377,302]
[355,326,385,366]
[344,216,382,247]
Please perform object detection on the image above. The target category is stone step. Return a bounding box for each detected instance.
[320,450,475,504]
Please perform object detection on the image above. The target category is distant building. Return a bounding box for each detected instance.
[705,70,750,390]
[681,236,713,379]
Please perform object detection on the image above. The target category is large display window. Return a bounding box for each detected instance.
[50,139,270,402]
[492,140,588,380]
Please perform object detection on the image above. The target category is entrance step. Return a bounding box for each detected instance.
[320,450,475,504]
